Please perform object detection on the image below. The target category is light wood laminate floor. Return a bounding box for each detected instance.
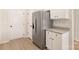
[74,40,79,50]
[0,38,40,50]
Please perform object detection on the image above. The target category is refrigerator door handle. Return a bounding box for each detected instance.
[32,23,34,29]
[35,18,37,33]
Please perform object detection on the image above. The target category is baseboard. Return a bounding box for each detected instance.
[0,40,10,44]
[26,37,33,42]
[10,37,32,41]
[27,37,32,40]
[74,40,79,42]
[0,37,32,44]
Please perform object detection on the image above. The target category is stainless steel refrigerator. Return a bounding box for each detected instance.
[32,11,52,49]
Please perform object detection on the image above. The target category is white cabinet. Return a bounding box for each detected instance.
[46,31,51,49]
[51,33,62,50]
[46,30,69,50]
[62,32,69,49]
[50,9,70,19]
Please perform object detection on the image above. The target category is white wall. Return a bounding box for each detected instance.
[0,10,3,41]
[0,10,4,42]
[7,10,28,40]
[0,9,39,43]
[74,10,79,41]
[0,9,29,43]
[0,10,10,43]
[26,10,33,39]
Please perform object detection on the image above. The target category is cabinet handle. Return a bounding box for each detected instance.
[49,38,54,40]
[51,39,54,40]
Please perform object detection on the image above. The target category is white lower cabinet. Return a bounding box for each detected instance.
[46,30,69,50]
[46,31,51,49]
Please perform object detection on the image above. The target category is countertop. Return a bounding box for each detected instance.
[44,27,70,34]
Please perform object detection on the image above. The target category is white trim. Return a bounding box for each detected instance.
[71,10,74,50]
[0,40,10,44]
[74,40,79,42]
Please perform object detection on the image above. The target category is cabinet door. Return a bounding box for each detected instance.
[46,31,52,49]
[46,31,62,50]
[62,32,69,50]
[46,37,51,49]
[51,33,62,50]
[55,33,62,50]
[50,9,69,19]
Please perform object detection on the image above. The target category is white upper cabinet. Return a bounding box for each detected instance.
[50,9,70,19]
